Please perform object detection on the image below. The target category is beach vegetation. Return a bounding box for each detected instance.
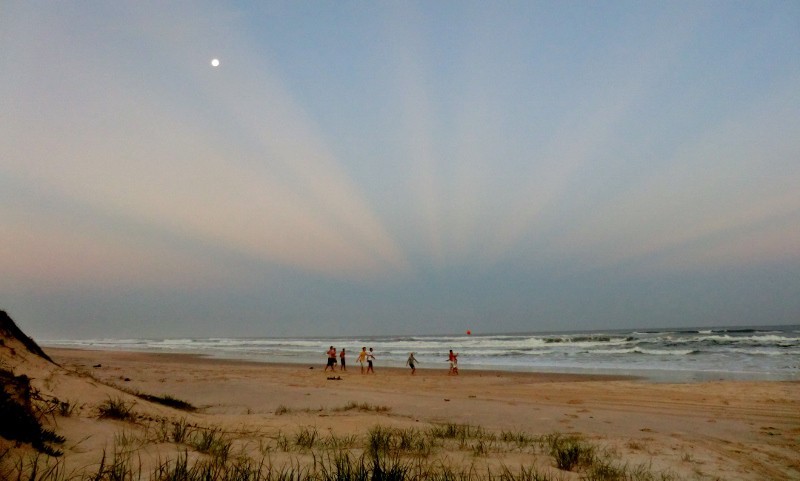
[545,433,594,471]
[0,420,683,481]
[366,425,394,456]
[273,405,326,415]
[152,451,193,481]
[71,367,196,413]
[584,457,626,481]
[428,422,487,442]
[57,400,81,417]
[95,446,142,481]
[146,417,180,444]
[274,402,390,417]
[499,430,536,450]
[135,393,196,412]
[470,437,494,456]
[275,430,291,451]
[190,427,233,461]
[582,459,678,481]
[626,440,645,451]
[0,451,66,481]
[29,392,79,423]
[170,417,192,444]
[395,428,431,456]
[496,465,556,481]
[334,401,391,413]
[114,429,145,450]
[315,451,369,481]
[294,426,320,450]
[97,397,136,421]
[364,425,438,458]
[321,432,359,451]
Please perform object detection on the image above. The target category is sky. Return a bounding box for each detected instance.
[2,1,799,339]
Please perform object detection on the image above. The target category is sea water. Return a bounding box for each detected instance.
[42,325,800,382]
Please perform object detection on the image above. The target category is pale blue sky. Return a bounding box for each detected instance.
[2,1,799,339]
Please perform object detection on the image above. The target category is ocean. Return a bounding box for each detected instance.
[42,325,800,382]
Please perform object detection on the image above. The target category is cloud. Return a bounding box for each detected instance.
[554,77,800,272]
[382,4,446,269]
[1,2,409,283]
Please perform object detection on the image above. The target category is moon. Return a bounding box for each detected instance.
[211,58,220,67]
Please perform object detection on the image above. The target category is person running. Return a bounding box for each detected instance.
[448,350,459,375]
[406,352,419,375]
[357,347,368,374]
[325,346,337,372]
[339,348,347,371]
[366,347,376,374]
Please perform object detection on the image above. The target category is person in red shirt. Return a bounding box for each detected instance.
[325,346,337,372]
[448,350,459,375]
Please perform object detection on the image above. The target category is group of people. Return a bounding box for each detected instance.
[324,346,346,372]
[324,347,458,375]
[325,346,376,374]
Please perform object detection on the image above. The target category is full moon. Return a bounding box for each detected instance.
[211,58,220,67]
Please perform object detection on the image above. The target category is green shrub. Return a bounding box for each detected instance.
[295,426,319,450]
[546,433,593,471]
[334,401,391,413]
[171,418,192,444]
[190,427,232,461]
[367,425,395,456]
[57,400,80,417]
[428,422,479,440]
[136,393,196,411]
[97,397,136,421]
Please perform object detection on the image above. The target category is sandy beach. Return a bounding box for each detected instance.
[3,345,795,480]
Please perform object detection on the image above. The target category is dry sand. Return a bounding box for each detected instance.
[4,346,799,480]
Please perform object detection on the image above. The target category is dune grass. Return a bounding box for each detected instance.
[135,393,196,412]
[0,420,680,481]
[97,397,136,421]
[544,433,595,471]
[275,401,391,416]
[333,401,391,413]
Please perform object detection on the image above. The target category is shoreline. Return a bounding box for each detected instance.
[45,347,639,382]
[42,345,797,383]
[37,324,800,384]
